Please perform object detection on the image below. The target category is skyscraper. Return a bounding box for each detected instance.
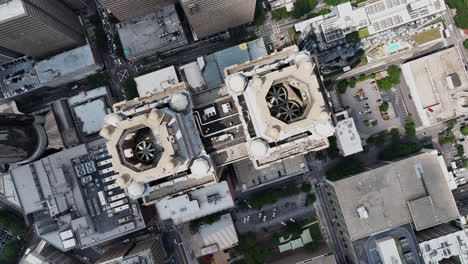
[0,100,47,165]
[0,0,85,58]
[101,0,175,21]
[0,46,21,65]
[180,0,256,39]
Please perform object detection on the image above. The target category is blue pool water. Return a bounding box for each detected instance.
[386,44,401,52]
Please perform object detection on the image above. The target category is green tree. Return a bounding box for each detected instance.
[284,222,302,237]
[379,142,422,160]
[463,159,468,168]
[235,233,272,264]
[307,193,316,204]
[124,78,139,100]
[454,8,468,29]
[445,0,466,9]
[390,128,400,141]
[202,213,222,224]
[87,72,109,88]
[254,0,266,25]
[336,79,348,93]
[348,78,356,88]
[301,183,312,193]
[404,117,416,136]
[326,158,365,181]
[379,102,389,112]
[323,0,347,5]
[318,8,331,15]
[0,210,28,236]
[377,77,394,90]
[345,31,359,42]
[387,65,401,84]
[315,151,325,160]
[291,0,313,18]
[461,126,468,136]
[2,240,22,261]
[439,130,456,145]
[464,39,468,49]
[271,8,289,20]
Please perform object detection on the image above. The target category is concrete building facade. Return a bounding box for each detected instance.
[102,0,175,21]
[0,0,85,58]
[96,237,166,264]
[0,46,21,64]
[324,150,460,263]
[180,0,256,39]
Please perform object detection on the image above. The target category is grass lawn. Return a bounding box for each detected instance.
[358,27,369,38]
[411,28,442,45]
[288,27,297,43]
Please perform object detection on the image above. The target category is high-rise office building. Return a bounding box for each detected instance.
[60,0,89,11]
[0,46,21,65]
[0,0,85,58]
[101,0,175,21]
[180,0,256,39]
[96,237,166,264]
[0,100,47,165]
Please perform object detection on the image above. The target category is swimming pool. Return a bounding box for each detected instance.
[386,44,401,52]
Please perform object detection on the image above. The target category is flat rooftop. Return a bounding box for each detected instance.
[330,150,459,241]
[0,57,40,98]
[134,66,179,96]
[10,139,146,251]
[0,0,25,23]
[34,45,98,84]
[201,38,268,89]
[402,47,468,127]
[156,181,234,224]
[116,5,187,59]
[335,115,363,156]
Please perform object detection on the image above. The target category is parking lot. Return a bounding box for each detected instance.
[339,79,401,137]
[233,193,315,233]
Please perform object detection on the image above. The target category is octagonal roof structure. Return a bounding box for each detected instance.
[100,83,217,203]
[225,46,335,168]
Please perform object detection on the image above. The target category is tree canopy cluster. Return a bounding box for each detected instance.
[404,116,416,136]
[2,240,22,262]
[234,233,272,264]
[446,0,468,29]
[0,210,28,236]
[379,102,389,112]
[379,141,422,160]
[123,78,139,100]
[87,72,109,88]
[439,130,456,145]
[271,0,317,20]
[461,126,468,136]
[377,65,401,90]
[249,184,300,210]
[336,79,348,94]
[326,158,365,181]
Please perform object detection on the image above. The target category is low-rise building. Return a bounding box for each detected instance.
[416,223,468,264]
[295,0,446,43]
[10,139,146,251]
[334,111,363,157]
[401,46,468,127]
[116,5,188,61]
[0,45,102,98]
[156,182,234,224]
[34,45,103,88]
[325,150,460,263]
[96,236,166,264]
[134,66,179,97]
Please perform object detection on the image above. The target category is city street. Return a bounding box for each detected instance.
[233,193,315,233]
